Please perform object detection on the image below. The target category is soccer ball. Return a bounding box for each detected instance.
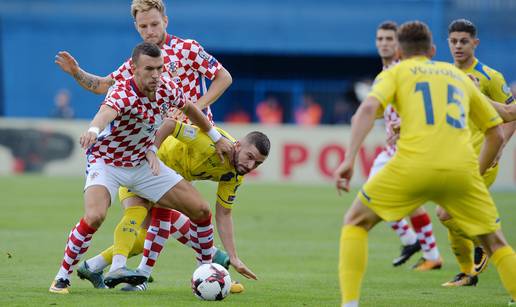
[191,263,232,301]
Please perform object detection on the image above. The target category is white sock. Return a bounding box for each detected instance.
[110,254,127,272]
[86,255,109,273]
[343,300,359,307]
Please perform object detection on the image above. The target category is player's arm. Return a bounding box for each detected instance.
[182,101,233,161]
[154,118,178,148]
[334,96,380,192]
[215,201,257,280]
[79,105,118,149]
[334,70,392,193]
[478,126,504,175]
[196,67,232,110]
[467,80,505,174]
[55,51,114,94]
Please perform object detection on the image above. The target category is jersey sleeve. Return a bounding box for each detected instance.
[216,176,244,209]
[486,71,515,105]
[171,121,201,144]
[368,69,396,110]
[109,58,133,83]
[102,88,130,115]
[467,79,503,132]
[184,39,222,80]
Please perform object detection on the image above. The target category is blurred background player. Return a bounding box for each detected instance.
[371,21,442,270]
[55,0,232,125]
[334,20,516,307]
[438,18,516,288]
[77,121,269,291]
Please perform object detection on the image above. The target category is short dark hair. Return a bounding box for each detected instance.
[244,131,270,156]
[397,21,432,56]
[378,21,398,32]
[131,42,162,63]
[448,19,477,38]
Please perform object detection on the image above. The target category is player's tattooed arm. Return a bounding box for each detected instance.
[55,51,114,95]
[72,70,114,94]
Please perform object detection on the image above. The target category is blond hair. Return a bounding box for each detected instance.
[131,0,166,19]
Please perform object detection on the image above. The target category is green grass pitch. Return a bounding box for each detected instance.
[0,175,514,306]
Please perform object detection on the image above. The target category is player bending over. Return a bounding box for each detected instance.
[77,121,269,292]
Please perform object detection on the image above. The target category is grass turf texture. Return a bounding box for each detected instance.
[0,175,514,306]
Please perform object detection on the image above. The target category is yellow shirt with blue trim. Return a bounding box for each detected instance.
[158,123,243,209]
[369,56,503,169]
[461,58,515,154]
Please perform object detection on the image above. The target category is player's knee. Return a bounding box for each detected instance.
[186,200,211,221]
[84,211,106,229]
[435,206,450,221]
[478,230,508,256]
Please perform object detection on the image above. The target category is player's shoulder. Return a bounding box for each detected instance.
[171,35,202,50]
[108,80,136,98]
[473,59,506,82]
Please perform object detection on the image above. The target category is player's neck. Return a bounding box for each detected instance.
[134,79,156,100]
[455,56,475,70]
[381,57,395,68]
[158,32,169,46]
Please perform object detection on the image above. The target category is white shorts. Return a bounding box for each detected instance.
[368,150,393,179]
[84,159,183,204]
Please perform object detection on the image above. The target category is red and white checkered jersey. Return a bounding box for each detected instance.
[382,60,400,157]
[87,77,186,167]
[110,34,222,124]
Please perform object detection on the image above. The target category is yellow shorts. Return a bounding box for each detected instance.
[119,187,138,203]
[358,160,500,237]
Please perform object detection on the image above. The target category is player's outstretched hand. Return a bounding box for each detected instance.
[214,137,234,163]
[334,160,353,195]
[230,257,257,280]
[79,130,98,150]
[55,51,79,75]
[146,150,160,176]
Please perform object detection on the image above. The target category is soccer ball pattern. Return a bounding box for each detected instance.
[191,263,232,301]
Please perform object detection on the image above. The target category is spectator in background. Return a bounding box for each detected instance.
[330,99,354,124]
[295,94,322,126]
[256,94,283,124]
[225,106,251,123]
[51,89,74,119]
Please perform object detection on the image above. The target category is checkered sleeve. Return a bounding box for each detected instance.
[109,58,133,83]
[102,88,130,115]
[184,39,222,80]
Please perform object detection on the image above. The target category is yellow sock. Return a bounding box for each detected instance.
[100,246,114,264]
[492,246,516,300]
[129,227,147,258]
[113,206,148,257]
[442,219,474,274]
[339,225,368,306]
[100,227,147,263]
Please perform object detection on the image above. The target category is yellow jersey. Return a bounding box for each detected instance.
[461,58,515,153]
[158,122,244,209]
[369,56,502,170]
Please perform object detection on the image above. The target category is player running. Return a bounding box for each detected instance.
[49,42,233,294]
[77,121,269,291]
[372,21,442,270]
[334,21,516,306]
[438,19,516,288]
